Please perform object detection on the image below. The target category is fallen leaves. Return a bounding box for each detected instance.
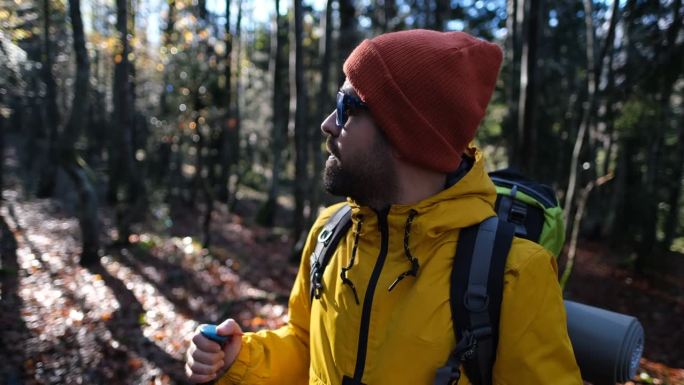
[0,192,293,384]
[128,358,144,371]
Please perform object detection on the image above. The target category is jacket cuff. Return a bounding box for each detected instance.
[217,334,251,385]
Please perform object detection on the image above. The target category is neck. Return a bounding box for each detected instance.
[393,160,446,206]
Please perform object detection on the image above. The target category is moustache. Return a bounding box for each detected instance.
[326,138,340,159]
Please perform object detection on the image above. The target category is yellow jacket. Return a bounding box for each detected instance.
[218,149,582,385]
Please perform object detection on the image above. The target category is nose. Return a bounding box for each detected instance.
[321,111,340,137]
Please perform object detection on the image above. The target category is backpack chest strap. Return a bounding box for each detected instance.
[309,205,353,302]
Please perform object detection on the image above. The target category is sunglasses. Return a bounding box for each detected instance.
[336,91,368,127]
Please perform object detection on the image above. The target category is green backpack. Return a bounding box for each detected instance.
[489,169,565,256]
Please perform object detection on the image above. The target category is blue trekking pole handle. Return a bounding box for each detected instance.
[198,324,229,385]
[200,324,230,345]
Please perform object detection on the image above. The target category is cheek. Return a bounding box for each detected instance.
[335,117,377,156]
[336,130,351,153]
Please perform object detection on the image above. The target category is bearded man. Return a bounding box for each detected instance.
[185,29,582,385]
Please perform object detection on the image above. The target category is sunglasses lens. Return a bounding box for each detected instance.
[336,92,346,127]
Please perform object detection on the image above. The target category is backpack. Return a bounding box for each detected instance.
[489,169,565,256]
[308,170,564,385]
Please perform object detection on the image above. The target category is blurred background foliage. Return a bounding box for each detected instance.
[0,0,682,271]
[0,0,683,383]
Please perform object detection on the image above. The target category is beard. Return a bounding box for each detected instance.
[323,134,399,209]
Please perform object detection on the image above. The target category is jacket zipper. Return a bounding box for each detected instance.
[351,208,390,384]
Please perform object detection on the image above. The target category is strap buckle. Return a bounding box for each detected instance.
[455,330,478,361]
[317,227,334,246]
[509,201,527,223]
[310,261,324,299]
[509,201,528,237]
[455,326,492,362]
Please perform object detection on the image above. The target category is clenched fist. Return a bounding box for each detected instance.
[185,318,243,384]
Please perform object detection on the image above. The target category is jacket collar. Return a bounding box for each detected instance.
[347,146,497,233]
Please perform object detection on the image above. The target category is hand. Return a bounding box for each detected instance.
[185,318,243,384]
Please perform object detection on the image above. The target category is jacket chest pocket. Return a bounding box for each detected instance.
[392,296,454,349]
[368,297,455,385]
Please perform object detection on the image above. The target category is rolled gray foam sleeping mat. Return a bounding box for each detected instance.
[564,300,644,385]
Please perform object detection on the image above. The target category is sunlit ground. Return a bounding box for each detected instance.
[0,184,291,384]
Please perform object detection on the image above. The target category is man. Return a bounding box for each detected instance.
[185,29,582,385]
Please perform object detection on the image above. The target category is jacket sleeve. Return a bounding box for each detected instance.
[492,245,583,385]
[217,206,341,385]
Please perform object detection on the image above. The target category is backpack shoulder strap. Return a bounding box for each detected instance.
[309,204,353,303]
[434,216,515,385]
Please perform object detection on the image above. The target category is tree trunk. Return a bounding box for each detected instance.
[503,0,521,160]
[308,0,333,224]
[189,1,215,247]
[0,94,4,204]
[337,0,358,86]
[258,0,288,227]
[564,0,620,231]
[88,49,108,166]
[601,54,616,180]
[216,0,233,202]
[111,0,128,222]
[371,0,389,34]
[514,0,539,175]
[663,115,684,249]
[156,0,176,195]
[599,105,617,238]
[637,124,662,269]
[196,105,214,248]
[586,0,620,191]
[563,0,596,230]
[508,0,525,167]
[159,0,176,116]
[638,0,682,263]
[61,0,100,265]
[112,0,142,244]
[291,0,309,243]
[197,0,207,20]
[622,0,638,93]
[661,0,684,250]
[191,88,207,239]
[64,0,93,172]
[227,0,242,211]
[36,0,60,198]
[68,165,101,265]
[433,0,448,31]
[560,174,613,289]
[22,78,42,174]
[607,139,628,246]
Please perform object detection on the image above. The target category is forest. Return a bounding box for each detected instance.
[0,0,682,383]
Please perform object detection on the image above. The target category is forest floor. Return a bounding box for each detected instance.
[0,146,683,385]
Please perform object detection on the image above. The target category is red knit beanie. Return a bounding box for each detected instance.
[343,29,503,172]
